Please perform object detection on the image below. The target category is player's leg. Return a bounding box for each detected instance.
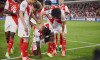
[22,37,32,60]
[5,32,15,58]
[5,31,10,44]
[56,34,58,50]
[59,33,62,51]
[62,25,67,57]
[36,41,42,58]
[51,33,57,55]
[20,37,23,57]
[47,33,54,57]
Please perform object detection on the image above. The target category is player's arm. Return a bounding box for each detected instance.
[19,1,28,32]
[39,11,47,29]
[61,11,66,33]
[40,11,46,24]
[31,13,40,24]
[65,6,70,15]
[62,21,65,33]
[4,0,13,14]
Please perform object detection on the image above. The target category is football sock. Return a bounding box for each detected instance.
[22,42,28,57]
[53,44,56,52]
[60,33,62,45]
[48,41,53,53]
[20,38,23,53]
[7,38,14,52]
[6,38,9,44]
[56,34,58,45]
[62,40,66,51]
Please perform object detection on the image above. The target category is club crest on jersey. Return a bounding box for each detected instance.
[11,5,17,11]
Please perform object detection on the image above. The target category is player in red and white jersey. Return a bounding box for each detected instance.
[40,0,55,57]
[45,8,67,56]
[56,0,70,14]
[56,0,70,52]
[18,0,39,60]
[4,0,21,58]
[31,23,54,58]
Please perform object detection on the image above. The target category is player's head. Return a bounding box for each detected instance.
[32,1,42,12]
[42,26,51,36]
[29,0,37,4]
[51,8,61,18]
[45,0,52,9]
[59,0,64,5]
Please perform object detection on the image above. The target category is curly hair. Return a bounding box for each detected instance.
[51,8,61,18]
[33,1,42,10]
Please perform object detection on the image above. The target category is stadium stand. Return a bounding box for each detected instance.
[67,2,100,17]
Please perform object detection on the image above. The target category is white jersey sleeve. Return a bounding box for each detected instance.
[61,10,66,22]
[20,1,27,12]
[41,8,44,12]
[65,6,70,13]
[4,0,9,10]
[45,9,52,15]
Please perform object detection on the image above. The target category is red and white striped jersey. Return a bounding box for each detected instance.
[56,5,70,13]
[46,9,66,24]
[20,0,32,21]
[41,6,55,24]
[4,0,20,25]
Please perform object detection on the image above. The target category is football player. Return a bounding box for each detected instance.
[4,0,21,58]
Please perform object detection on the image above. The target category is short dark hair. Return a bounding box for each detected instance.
[45,0,52,5]
[51,8,61,18]
[42,26,51,36]
[33,1,42,10]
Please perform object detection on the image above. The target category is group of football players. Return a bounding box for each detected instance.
[4,0,70,60]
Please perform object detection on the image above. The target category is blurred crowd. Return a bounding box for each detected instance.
[0,1,100,18]
[67,2,100,17]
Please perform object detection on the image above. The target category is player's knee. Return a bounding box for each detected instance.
[10,33,15,38]
[23,38,29,42]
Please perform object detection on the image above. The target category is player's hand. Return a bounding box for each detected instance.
[16,10,19,13]
[35,25,40,30]
[39,23,44,30]
[24,25,28,32]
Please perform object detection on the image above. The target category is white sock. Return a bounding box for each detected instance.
[23,57,26,60]
[59,45,62,47]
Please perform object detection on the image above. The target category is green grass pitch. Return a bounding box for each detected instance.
[0,19,100,60]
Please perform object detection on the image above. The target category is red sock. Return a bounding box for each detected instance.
[7,38,14,52]
[20,38,23,53]
[62,40,66,51]
[22,42,28,57]
[48,41,53,53]
[53,44,56,51]
[6,38,9,44]
[56,34,58,45]
[60,33,62,45]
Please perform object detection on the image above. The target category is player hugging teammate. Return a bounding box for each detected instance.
[4,0,69,60]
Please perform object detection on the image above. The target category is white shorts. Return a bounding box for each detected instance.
[33,28,41,42]
[53,22,67,34]
[18,19,31,37]
[5,16,17,33]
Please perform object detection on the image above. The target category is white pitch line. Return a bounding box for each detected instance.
[1,44,100,60]
[67,40,98,45]
[0,32,99,45]
[66,44,100,50]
